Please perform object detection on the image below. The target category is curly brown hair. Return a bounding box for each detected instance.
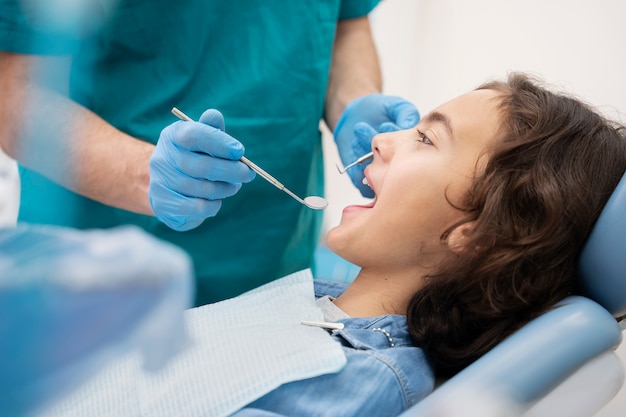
[407,73,626,378]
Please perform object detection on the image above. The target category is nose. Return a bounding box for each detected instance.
[372,130,400,161]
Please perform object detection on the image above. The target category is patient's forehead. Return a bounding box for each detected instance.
[433,89,503,148]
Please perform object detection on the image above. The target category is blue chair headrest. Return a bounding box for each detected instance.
[578,172,626,317]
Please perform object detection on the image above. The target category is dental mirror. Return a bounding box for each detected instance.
[171,107,328,210]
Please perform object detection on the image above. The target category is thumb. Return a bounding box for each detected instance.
[199,109,226,131]
[353,122,377,155]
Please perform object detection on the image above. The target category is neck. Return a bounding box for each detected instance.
[332,267,426,317]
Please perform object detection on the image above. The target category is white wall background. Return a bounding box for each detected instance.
[321,1,626,416]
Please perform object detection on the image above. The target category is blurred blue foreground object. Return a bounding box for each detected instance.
[0,224,194,416]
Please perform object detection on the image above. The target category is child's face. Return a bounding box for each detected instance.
[327,89,503,272]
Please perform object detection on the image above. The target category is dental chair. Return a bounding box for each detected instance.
[398,172,626,417]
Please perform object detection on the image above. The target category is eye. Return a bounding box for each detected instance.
[416,129,433,145]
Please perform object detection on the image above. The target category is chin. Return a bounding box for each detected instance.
[324,228,341,253]
[325,227,350,258]
[325,234,362,269]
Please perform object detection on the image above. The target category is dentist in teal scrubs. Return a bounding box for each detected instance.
[0,0,419,305]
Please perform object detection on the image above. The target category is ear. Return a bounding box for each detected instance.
[447,222,476,255]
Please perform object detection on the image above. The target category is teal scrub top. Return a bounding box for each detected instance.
[0,0,380,305]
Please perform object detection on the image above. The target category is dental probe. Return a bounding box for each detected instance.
[336,151,374,174]
[171,107,328,210]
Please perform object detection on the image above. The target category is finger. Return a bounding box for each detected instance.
[170,195,222,222]
[354,122,377,141]
[169,148,255,183]
[378,122,400,133]
[199,109,225,131]
[357,182,375,198]
[173,122,245,160]
[387,101,420,129]
[353,122,377,155]
[165,175,244,200]
[149,186,223,231]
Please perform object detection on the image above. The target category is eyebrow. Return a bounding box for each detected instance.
[423,111,454,137]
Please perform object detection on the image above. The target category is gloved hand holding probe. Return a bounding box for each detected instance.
[149,109,255,231]
[334,94,420,197]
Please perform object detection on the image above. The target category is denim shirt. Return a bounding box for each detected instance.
[231,280,435,417]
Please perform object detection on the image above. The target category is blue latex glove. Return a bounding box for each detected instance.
[149,109,255,231]
[334,94,420,197]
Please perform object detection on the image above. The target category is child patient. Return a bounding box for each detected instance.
[233,73,626,416]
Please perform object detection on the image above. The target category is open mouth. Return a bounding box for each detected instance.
[363,169,376,197]
[342,171,377,213]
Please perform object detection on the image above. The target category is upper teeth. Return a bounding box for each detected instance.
[362,177,369,186]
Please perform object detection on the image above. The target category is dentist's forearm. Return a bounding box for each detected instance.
[0,52,155,216]
[324,16,383,131]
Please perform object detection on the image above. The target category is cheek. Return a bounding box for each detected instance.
[379,183,460,247]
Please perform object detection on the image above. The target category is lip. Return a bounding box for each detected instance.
[342,198,376,215]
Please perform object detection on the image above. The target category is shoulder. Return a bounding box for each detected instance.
[329,337,434,411]
[331,315,435,408]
